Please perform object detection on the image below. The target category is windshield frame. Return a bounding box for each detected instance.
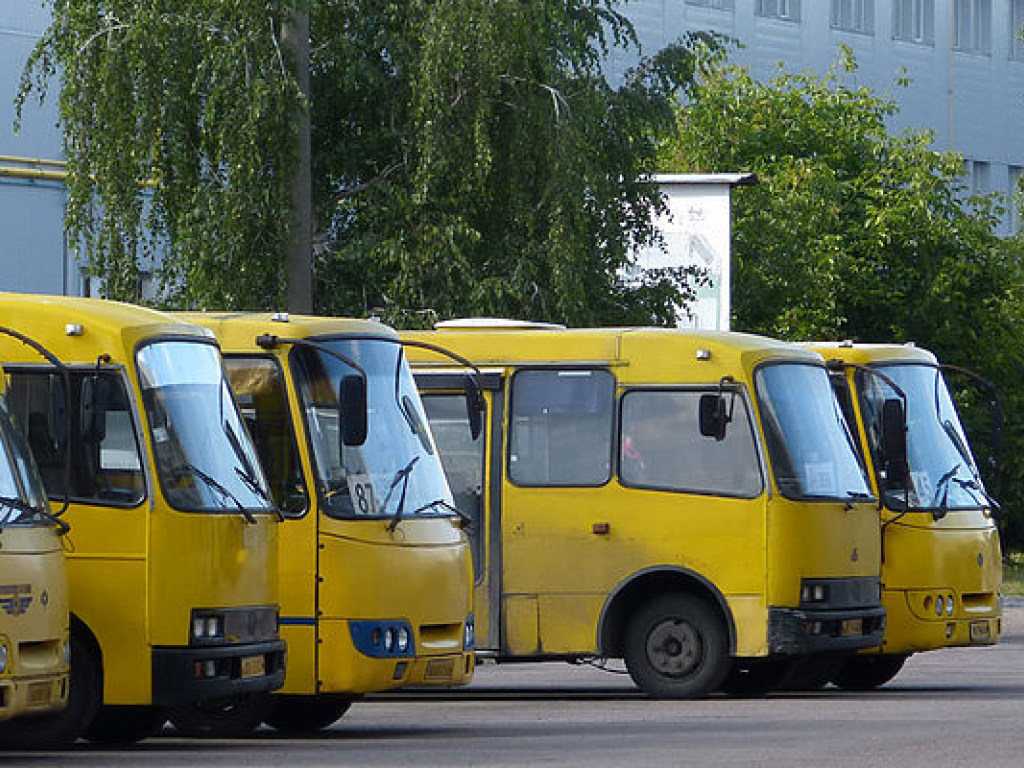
[135,335,276,517]
[754,360,875,504]
[289,335,456,523]
[856,361,989,513]
[0,390,53,528]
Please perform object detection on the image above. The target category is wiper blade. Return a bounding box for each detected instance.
[0,496,70,535]
[224,422,281,520]
[384,456,420,532]
[408,498,472,526]
[174,462,257,524]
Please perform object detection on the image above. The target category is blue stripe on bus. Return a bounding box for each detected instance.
[279,617,318,626]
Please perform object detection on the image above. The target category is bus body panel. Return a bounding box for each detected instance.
[407,325,886,682]
[0,526,69,720]
[0,294,284,720]
[181,312,475,699]
[807,342,1002,658]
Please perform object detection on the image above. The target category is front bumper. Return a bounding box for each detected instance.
[151,639,286,707]
[768,606,886,655]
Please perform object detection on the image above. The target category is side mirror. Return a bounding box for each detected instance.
[339,374,368,447]
[699,393,729,441]
[880,398,908,488]
[81,375,110,442]
[464,375,483,441]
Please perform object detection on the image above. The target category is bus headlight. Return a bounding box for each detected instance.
[61,639,71,667]
[0,641,9,674]
[383,628,395,652]
[464,615,475,650]
[190,612,225,643]
[396,627,410,653]
[935,596,945,616]
[947,595,955,616]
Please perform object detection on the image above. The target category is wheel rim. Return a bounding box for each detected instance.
[646,617,703,678]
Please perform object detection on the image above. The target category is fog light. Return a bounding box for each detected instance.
[464,616,475,650]
[935,596,945,616]
[811,621,823,635]
[61,640,71,667]
[0,642,9,674]
[947,595,955,616]
[204,660,217,678]
[813,585,826,601]
[946,623,955,639]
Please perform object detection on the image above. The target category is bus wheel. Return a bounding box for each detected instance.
[0,629,102,749]
[624,594,729,698]
[84,705,167,744]
[168,693,272,738]
[265,696,353,734]
[831,654,908,691]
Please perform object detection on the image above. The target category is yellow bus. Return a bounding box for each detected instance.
[182,312,474,733]
[808,342,1002,689]
[0,294,284,747]
[405,321,887,697]
[0,362,69,729]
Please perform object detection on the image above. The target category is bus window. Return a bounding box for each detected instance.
[509,369,614,486]
[421,393,485,578]
[619,389,763,497]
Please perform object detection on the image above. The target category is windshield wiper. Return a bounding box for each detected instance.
[929,463,963,520]
[407,498,473,526]
[224,421,282,520]
[383,456,420,532]
[173,462,257,524]
[0,496,70,535]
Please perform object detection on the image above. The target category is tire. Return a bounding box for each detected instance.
[84,705,167,745]
[168,693,272,738]
[265,696,353,734]
[831,654,908,691]
[623,593,729,698]
[0,628,102,749]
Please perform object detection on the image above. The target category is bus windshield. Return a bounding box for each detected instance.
[857,363,988,511]
[137,340,275,515]
[294,339,453,521]
[755,362,873,502]
[0,392,51,526]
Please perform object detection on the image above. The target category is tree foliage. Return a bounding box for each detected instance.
[312,0,722,327]
[663,49,1024,547]
[18,0,303,308]
[19,0,721,325]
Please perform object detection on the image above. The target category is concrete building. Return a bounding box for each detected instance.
[610,0,1024,233]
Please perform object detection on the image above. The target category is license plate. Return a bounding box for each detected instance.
[240,654,265,678]
[970,620,992,642]
[425,658,455,681]
[841,618,863,637]
[27,682,51,706]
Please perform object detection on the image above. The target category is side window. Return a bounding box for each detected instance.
[509,369,614,486]
[421,393,485,579]
[6,369,145,505]
[619,390,762,497]
[223,357,308,516]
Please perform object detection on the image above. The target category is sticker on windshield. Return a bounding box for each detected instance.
[910,471,933,506]
[346,473,379,515]
[803,462,836,495]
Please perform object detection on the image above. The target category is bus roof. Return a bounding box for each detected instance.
[403,324,822,384]
[0,293,212,365]
[178,312,398,353]
[803,341,938,367]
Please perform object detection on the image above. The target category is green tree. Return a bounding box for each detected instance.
[663,49,1024,547]
[19,1,720,324]
[18,1,302,308]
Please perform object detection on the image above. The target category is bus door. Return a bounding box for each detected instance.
[419,372,501,652]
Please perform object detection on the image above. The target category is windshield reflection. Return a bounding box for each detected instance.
[755,363,873,502]
[293,339,453,520]
[0,392,51,526]
[857,364,988,511]
[137,340,274,515]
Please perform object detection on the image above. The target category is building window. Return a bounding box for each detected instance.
[893,0,934,44]
[831,0,874,33]
[686,0,735,8]
[1007,166,1023,235]
[1013,1,1024,60]
[954,0,991,54]
[756,0,800,22]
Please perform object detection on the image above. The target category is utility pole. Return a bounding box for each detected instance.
[283,4,312,313]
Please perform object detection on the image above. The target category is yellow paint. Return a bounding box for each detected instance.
[181,313,474,697]
[806,342,1002,656]
[0,294,279,707]
[405,325,884,665]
